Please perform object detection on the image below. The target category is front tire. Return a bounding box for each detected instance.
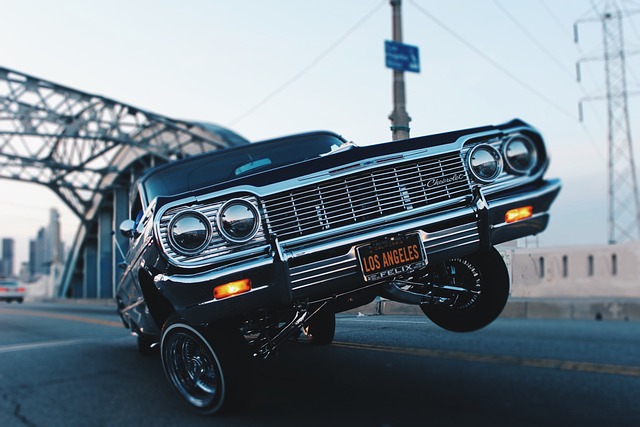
[160,319,254,415]
[420,247,509,332]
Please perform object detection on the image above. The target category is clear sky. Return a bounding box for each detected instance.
[2,0,640,267]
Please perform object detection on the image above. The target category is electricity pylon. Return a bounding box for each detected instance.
[575,1,640,244]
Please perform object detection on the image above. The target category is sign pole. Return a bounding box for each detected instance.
[389,0,411,140]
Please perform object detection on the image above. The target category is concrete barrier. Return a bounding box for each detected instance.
[345,298,640,321]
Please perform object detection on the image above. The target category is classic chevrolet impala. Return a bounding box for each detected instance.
[115,119,560,414]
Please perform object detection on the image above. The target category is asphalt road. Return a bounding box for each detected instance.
[0,302,638,427]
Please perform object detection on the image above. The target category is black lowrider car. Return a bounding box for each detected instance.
[116,119,560,414]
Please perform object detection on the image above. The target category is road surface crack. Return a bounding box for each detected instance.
[2,393,36,427]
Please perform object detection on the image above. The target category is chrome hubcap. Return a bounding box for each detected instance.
[163,327,221,408]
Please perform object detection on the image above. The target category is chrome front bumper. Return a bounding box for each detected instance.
[156,178,561,324]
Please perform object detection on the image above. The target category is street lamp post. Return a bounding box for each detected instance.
[389,0,411,140]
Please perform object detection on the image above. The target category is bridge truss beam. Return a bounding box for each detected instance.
[0,66,248,298]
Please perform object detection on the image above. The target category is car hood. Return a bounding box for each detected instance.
[154,120,529,210]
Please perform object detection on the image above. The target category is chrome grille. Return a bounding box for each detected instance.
[263,153,471,241]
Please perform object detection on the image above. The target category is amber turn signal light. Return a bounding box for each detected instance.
[213,279,252,299]
[505,206,533,223]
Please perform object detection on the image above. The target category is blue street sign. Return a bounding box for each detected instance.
[385,40,420,73]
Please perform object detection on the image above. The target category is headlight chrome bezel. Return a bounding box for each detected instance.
[216,198,261,244]
[157,195,266,268]
[167,210,212,256]
[502,134,537,175]
[467,143,503,184]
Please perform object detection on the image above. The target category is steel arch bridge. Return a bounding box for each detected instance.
[0,66,249,298]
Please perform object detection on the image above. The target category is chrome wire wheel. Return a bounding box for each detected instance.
[161,323,225,414]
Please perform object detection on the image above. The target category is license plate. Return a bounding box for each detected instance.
[356,233,427,282]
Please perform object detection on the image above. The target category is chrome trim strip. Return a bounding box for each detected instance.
[291,270,359,290]
[427,235,480,254]
[425,223,478,242]
[301,150,429,181]
[488,179,562,211]
[284,206,475,260]
[154,256,273,285]
[290,255,357,278]
[425,224,480,253]
[291,266,360,290]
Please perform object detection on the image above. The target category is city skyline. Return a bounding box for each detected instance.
[1,208,64,279]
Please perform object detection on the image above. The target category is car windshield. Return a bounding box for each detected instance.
[141,132,346,203]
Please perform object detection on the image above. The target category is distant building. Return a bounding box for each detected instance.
[46,208,62,265]
[27,208,65,279]
[0,238,14,277]
[28,239,37,278]
[33,227,47,275]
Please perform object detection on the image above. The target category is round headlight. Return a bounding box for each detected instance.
[503,135,537,174]
[468,144,503,184]
[217,199,260,243]
[168,211,211,255]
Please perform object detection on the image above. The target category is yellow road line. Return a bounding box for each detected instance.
[333,341,640,378]
[0,338,96,354]
[3,308,638,378]
[0,307,123,328]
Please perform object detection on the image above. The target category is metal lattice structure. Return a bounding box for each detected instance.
[0,66,246,221]
[0,66,248,298]
[601,5,640,243]
[576,2,640,244]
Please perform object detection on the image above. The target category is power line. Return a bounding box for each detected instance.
[406,0,575,120]
[614,1,640,87]
[497,0,605,156]
[539,0,574,38]
[509,0,605,157]
[494,0,574,80]
[624,1,640,43]
[228,1,386,127]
